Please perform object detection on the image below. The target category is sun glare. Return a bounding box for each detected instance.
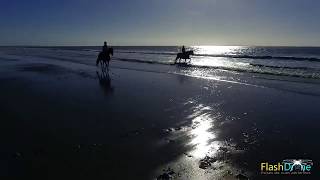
[192,46,243,55]
[188,105,220,158]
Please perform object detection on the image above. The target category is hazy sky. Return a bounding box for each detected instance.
[0,0,320,46]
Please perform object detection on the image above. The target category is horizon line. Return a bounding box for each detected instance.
[1,44,320,48]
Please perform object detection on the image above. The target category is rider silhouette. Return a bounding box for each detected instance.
[182,45,186,54]
[102,41,108,53]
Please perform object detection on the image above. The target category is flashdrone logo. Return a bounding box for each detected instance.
[260,159,313,175]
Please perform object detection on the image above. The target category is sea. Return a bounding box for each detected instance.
[36,46,320,78]
[2,46,320,82]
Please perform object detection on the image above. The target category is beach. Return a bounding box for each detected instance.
[1,46,320,179]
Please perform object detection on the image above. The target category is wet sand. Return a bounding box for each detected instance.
[1,48,320,179]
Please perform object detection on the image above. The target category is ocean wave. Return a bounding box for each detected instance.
[200,54,320,62]
[116,50,177,56]
[248,63,318,71]
[114,57,173,65]
[113,57,320,79]
[114,50,320,62]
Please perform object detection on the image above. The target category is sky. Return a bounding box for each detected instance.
[0,0,320,46]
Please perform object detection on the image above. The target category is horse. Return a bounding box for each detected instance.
[175,50,194,64]
[96,48,113,71]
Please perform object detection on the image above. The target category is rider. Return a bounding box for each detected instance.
[182,45,186,54]
[102,41,108,53]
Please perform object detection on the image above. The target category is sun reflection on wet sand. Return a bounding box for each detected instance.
[187,105,220,159]
[154,103,247,179]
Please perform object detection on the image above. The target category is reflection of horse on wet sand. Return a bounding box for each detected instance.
[96,70,114,95]
[175,50,194,64]
[96,48,113,72]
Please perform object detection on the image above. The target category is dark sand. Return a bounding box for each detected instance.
[1,48,320,179]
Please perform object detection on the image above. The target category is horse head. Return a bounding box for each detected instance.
[109,48,114,56]
[188,50,194,55]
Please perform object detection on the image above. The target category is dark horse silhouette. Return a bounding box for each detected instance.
[175,50,194,64]
[96,48,113,71]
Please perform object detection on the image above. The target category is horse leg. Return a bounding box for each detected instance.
[101,61,105,72]
[107,61,109,72]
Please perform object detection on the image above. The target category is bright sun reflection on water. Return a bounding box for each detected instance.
[192,46,243,55]
[183,46,251,70]
[188,105,220,158]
